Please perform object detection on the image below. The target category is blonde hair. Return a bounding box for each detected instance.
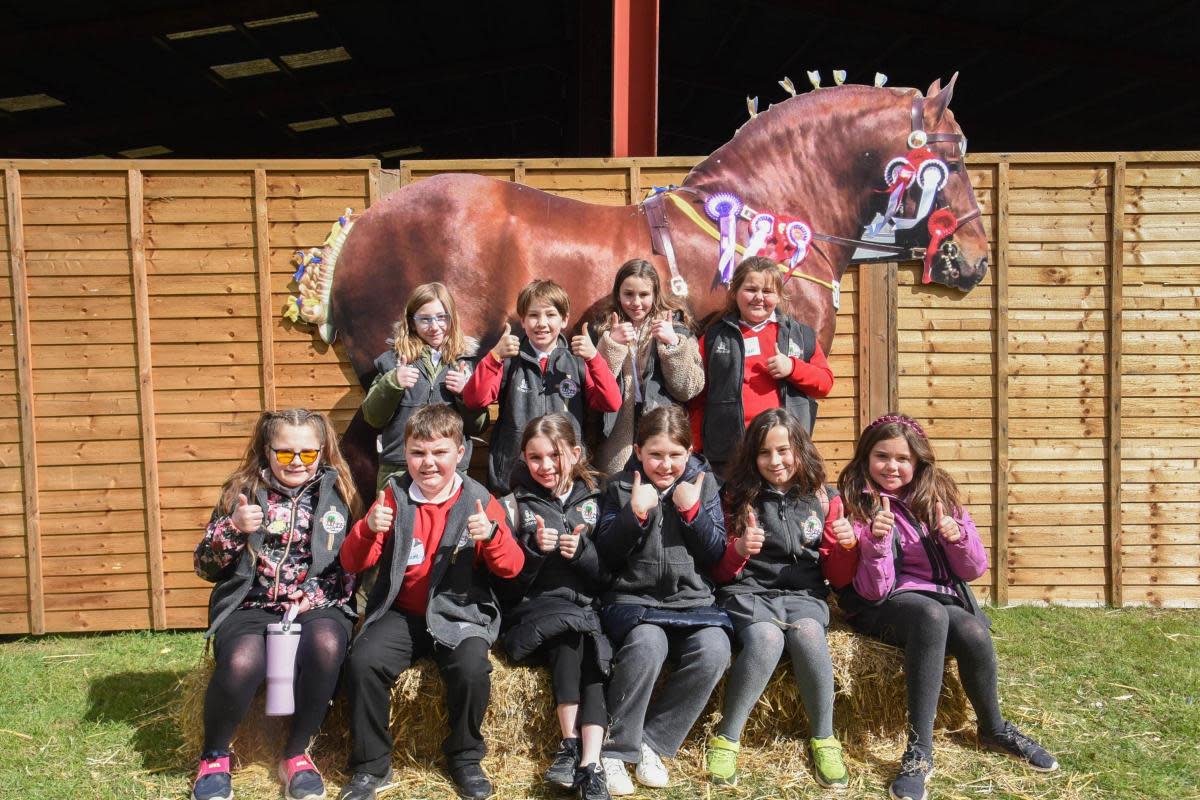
[391,282,467,364]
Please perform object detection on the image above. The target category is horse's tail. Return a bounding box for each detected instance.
[283,209,356,343]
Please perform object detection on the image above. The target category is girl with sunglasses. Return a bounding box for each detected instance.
[361,282,488,490]
[192,409,362,800]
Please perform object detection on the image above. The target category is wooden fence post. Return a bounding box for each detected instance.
[858,262,897,429]
[253,170,276,412]
[127,169,167,629]
[993,161,1010,606]
[5,168,44,635]
[1107,157,1126,607]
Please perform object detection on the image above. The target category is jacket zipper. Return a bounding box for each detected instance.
[270,495,300,602]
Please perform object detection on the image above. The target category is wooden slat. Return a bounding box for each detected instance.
[6,168,43,634]
[627,165,639,204]
[857,263,895,429]
[1107,158,1126,607]
[368,163,380,207]
[127,169,166,629]
[253,170,276,410]
[2,158,379,171]
[994,161,1010,605]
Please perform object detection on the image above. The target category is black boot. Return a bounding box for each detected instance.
[449,763,494,800]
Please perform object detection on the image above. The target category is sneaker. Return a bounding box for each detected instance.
[575,762,611,800]
[705,735,740,786]
[545,737,581,788]
[601,758,634,797]
[889,745,934,800]
[336,769,394,800]
[810,736,849,790]
[979,721,1059,772]
[634,742,669,788]
[279,754,326,800]
[192,752,233,800]
[448,762,494,800]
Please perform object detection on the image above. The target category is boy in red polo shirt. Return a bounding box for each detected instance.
[338,404,524,800]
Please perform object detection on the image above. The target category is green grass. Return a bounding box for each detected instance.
[0,608,1197,799]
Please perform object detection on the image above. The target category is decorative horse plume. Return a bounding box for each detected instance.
[746,96,759,119]
[778,76,796,96]
[833,70,846,86]
[875,72,888,87]
[806,70,821,90]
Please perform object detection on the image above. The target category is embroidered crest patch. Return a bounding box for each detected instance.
[579,499,599,525]
[801,512,822,546]
[559,376,579,399]
[788,339,804,358]
[322,507,347,536]
[522,509,538,531]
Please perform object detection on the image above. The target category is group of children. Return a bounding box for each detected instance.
[191,257,1057,800]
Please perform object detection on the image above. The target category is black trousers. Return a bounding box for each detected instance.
[543,632,608,729]
[344,608,492,776]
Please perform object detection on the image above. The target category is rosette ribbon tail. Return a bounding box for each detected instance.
[923,208,958,283]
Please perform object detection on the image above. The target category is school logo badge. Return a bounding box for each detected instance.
[522,509,538,531]
[801,512,822,546]
[579,499,599,525]
[559,376,579,399]
[714,339,731,354]
[788,340,803,358]
[517,377,531,393]
[322,507,347,536]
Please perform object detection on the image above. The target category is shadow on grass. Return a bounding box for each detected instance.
[85,670,192,773]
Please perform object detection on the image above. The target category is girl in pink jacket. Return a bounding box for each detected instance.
[838,414,1058,800]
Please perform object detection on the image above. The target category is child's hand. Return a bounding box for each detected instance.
[671,473,706,513]
[231,494,263,533]
[871,495,894,540]
[558,524,585,559]
[571,322,597,360]
[608,312,636,346]
[367,490,393,534]
[393,358,420,389]
[534,514,559,553]
[630,472,659,519]
[936,501,961,543]
[444,360,470,394]
[765,341,794,379]
[284,588,313,616]
[467,499,496,542]
[831,503,857,550]
[492,322,521,360]
[650,312,679,346]
[735,509,765,557]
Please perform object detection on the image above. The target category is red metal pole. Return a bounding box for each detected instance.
[611,0,659,157]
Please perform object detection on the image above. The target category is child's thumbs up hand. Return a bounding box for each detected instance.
[393,357,420,389]
[444,359,470,395]
[231,493,263,533]
[558,524,585,559]
[630,471,659,519]
[367,490,394,534]
[609,312,636,346]
[766,340,794,379]
[735,509,766,557]
[936,500,961,543]
[571,322,597,360]
[534,514,560,553]
[650,312,679,346]
[467,499,495,542]
[871,495,895,540]
[831,502,857,550]
[492,322,520,360]
[672,472,706,513]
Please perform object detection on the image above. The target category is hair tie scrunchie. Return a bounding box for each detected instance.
[865,413,927,439]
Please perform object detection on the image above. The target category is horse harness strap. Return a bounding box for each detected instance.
[643,193,689,297]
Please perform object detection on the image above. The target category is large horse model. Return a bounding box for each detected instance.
[300,76,988,499]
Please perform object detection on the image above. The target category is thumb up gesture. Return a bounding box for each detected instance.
[367,490,394,534]
[467,499,496,542]
[765,340,794,379]
[830,501,857,550]
[393,357,420,389]
[231,493,263,533]
[629,471,659,518]
[558,524,585,560]
[444,360,470,395]
[735,509,766,557]
[935,500,961,543]
[571,322,597,360]
[534,514,560,553]
[609,312,636,347]
[871,495,895,540]
[671,472,706,513]
[650,311,679,346]
[491,322,521,360]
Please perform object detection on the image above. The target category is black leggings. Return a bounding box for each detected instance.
[203,610,350,757]
[852,591,1004,753]
[544,632,608,729]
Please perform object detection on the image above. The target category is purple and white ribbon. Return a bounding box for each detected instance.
[742,212,776,264]
[705,192,743,285]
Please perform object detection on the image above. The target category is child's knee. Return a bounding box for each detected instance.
[439,637,492,686]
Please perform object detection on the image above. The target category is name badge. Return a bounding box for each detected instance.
[743,336,761,357]
[407,539,426,566]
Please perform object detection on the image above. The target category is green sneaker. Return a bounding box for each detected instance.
[706,735,740,786]
[810,736,849,789]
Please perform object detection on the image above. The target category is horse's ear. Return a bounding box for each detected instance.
[925,72,958,127]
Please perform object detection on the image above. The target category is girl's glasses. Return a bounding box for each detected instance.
[413,313,450,328]
[272,448,321,465]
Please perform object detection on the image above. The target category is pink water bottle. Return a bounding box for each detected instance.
[265,607,302,716]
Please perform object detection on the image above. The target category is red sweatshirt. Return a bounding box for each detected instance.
[340,485,523,615]
[461,348,622,413]
[690,320,834,451]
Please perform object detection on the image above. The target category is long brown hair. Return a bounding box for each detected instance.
[519,413,601,493]
[724,409,825,536]
[391,282,468,364]
[837,412,960,528]
[598,258,694,336]
[218,409,361,518]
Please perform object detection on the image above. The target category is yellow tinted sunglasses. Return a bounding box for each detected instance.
[272,448,321,466]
